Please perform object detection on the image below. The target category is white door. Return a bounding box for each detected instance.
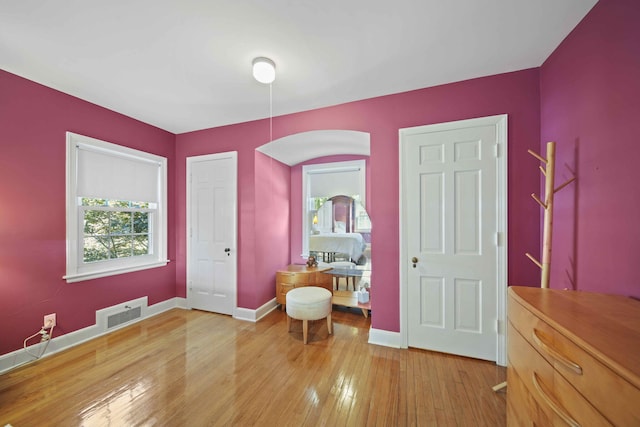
[400,115,507,362]
[187,152,237,315]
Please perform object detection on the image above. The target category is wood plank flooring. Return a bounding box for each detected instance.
[0,307,506,426]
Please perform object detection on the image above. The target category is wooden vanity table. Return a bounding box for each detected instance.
[275,265,333,308]
[276,264,371,317]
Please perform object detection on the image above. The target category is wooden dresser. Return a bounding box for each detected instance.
[275,265,333,308]
[507,286,640,426]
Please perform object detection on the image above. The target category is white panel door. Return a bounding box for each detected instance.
[401,116,506,362]
[187,152,237,315]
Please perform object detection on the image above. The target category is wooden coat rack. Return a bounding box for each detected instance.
[493,141,575,393]
[525,141,575,288]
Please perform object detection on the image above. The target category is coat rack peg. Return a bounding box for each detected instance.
[525,252,542,269]
[539,165,547,176]
[530,193,547,209]
[527,149,547,164]
[554,176,576,194]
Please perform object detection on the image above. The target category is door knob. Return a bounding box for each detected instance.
[224,248,231,256]
[411,257,418,268]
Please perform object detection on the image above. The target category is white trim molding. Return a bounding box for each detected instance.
[368,328,402,348]
[234,298,279,323]
[0,297,187,374]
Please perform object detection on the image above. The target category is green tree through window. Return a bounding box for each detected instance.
[82,198,151,263]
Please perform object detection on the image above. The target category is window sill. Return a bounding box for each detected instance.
[64,260,170,283]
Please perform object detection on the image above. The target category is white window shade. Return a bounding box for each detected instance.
[76,145,160,203]
[309,169,361,198]
[66,132,168,283]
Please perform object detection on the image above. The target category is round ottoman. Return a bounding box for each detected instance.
[286,287,332,344]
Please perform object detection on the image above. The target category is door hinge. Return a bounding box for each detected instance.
[495,232,501,246]
[494,144,500,158]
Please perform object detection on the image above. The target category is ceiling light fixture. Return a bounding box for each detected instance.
[252,57,276,84]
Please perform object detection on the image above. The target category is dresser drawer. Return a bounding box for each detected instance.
[276,271,307,285]
[508,322,611,426]
[278,282,295,294]
[549,323,640,426]
[276,281,300,305]
[509,298,640,426]
[507,364,552,426]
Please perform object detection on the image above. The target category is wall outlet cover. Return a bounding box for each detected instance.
[44,313,56,328]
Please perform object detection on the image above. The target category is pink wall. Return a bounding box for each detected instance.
[174,131,290,310]
[175,120,279,308]
[289,155,371,265]
[540,0,640,297]
[2,0,634,359]
[0,70,176,356]
[0,60,542,357]
[254,151,291,307]
[175,69,542,333]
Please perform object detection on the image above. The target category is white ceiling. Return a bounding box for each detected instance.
[1,0,597,134]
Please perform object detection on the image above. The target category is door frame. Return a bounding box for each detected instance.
[399,115,508,366]
[186,151,238,314]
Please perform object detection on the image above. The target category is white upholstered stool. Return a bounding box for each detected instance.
[286,287,332,344]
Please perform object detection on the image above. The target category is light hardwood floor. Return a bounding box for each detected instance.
[0,307,506,426]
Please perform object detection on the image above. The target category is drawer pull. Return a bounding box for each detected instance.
[532,329,583,375]
[532,372,581,427]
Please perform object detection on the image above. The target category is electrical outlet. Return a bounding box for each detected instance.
[44,313,56,328]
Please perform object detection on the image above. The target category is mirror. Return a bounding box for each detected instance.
[308,195,371,291]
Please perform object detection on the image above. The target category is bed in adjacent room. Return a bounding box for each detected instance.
[309,232,366,263]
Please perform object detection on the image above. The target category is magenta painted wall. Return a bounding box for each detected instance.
[174,119,274,308]
[254,151,291,307]
[0,60,542,357]
[2,1,634,359]
[175,69,542,333]
[174,131,290,310]
[0,70,176,356]
[289,155,371,265]
[540,0,640,297]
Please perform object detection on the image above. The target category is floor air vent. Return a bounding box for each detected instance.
[96,297,148,332]
[107,306,142,329]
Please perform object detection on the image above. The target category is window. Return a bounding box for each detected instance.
[65,132,167,282]
[81,198,152,262]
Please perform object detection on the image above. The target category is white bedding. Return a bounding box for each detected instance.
[309,233,366,261]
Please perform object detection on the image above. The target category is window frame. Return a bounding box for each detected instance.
[65,132,168,283]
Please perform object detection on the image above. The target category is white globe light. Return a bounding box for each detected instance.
[252,57,276,84]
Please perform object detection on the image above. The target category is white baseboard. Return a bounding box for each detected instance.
[0,297,187,374]
[234,298,279,322]
[368,327,402,348]
[1,296,403,374]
